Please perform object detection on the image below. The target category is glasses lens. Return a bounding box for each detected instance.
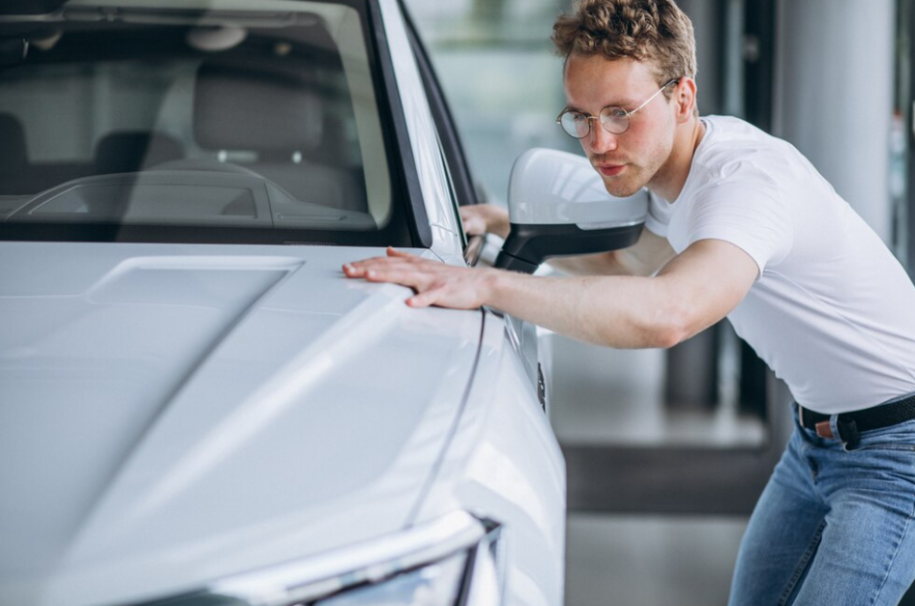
[559,111,589,139]
[599,107,629,134]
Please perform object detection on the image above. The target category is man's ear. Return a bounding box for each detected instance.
[675,77,698,123]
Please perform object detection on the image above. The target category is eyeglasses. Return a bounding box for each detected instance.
[556,78,681,139]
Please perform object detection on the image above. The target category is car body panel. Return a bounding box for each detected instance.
[412,312,566,606]
[0,242,482,606]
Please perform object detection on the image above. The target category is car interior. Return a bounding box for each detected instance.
[0,3,397,234]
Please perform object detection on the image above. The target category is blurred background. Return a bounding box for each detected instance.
[405,0,914,604]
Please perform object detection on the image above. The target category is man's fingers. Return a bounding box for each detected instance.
[408,285,446,308]
[362,266,436,292]
[407,292,434,308]
[343,257,389,276]
[343,255,418,277]
[363,267,411,283]
[459,204,510,238]
[460,215,485,236]
[342,255,482,310]
[358,264,450,303]
[386,247,416,259]
[342,263,365,277]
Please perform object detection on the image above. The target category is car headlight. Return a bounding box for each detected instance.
[141,511,504,606]
[312,551,466,606]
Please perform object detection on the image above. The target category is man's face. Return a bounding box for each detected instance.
[563,55,678,198]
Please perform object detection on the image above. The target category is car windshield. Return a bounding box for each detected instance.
[0,0,416,246]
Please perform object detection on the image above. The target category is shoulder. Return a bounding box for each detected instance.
[694,116,800,184]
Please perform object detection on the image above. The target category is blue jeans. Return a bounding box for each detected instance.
[728,400,915,606]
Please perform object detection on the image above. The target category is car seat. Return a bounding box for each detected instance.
[192,56,365,212]
[94,130,184,175]
[0,112,30,194]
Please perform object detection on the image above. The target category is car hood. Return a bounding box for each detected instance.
[0,242,482,606]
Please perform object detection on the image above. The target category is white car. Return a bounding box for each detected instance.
[0,1,567,606]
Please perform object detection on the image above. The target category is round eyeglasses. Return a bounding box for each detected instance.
[556,78,681,139]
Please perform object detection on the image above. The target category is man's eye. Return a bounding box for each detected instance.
[571,113,588,123]
[604,107,628,118]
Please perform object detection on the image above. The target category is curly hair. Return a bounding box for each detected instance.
[552,0,697,93]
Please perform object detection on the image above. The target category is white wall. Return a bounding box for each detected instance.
[774,0,895,242]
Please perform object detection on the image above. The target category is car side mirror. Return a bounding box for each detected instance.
[494,148,648,274]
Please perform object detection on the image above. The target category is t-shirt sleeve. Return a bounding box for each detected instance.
[683,180,794,276]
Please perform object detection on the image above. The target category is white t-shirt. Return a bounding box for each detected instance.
[645,115,915,414]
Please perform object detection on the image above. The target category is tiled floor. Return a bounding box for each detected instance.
[545,333,757,605]
[565,513,747,606]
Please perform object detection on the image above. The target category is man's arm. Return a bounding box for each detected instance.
[546,227,675,277]
[343,238,758,349]
[460,204,511,239]
[460,203,674,277]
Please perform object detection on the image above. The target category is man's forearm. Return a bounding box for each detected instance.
[483,269,681,349]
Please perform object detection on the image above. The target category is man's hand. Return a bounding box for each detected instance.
[459,204,510,239]
[343,239,758,350]
[343,247,496,309]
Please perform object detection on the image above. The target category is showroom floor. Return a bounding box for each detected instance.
[564,513,746,606]
[548,337,758,606]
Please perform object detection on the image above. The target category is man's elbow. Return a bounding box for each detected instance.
[645,324,687,349]
[589,316,689,349]
[646,306,695,349]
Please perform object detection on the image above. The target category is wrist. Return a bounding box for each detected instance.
[480,267,504,306]
[484,206,511,239]
[492,221,511,240]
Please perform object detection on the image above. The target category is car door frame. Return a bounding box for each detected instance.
[402,7,548,410]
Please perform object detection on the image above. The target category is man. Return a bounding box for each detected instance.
[345,0,915,603]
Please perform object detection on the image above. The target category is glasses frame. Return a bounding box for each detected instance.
[556,77,682,139]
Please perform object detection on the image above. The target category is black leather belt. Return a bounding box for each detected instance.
[798,393,915,447]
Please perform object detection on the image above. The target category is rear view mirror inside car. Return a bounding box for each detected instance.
[0,0,69,15]
[0,37,28,67]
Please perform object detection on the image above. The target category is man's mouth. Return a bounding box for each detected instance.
[597,164,626,177]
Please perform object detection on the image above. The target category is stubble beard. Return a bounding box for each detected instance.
[600,168,646,198]
[599,136,674,199]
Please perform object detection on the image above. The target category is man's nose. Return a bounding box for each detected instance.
[587,120,619,154]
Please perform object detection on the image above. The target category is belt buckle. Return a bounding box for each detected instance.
[800,405,836,439]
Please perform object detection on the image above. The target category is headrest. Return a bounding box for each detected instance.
[0,113,28,170]
[94,131,184,174]
[193,58,323,153]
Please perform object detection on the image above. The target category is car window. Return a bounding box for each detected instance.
[0,0,416,246]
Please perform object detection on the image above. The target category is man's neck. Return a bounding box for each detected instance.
[648,116,706,203]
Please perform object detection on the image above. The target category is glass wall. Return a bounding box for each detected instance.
[405,0,578,205]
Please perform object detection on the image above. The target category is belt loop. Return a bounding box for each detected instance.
[799,405,805,428]
[838,418,860,450]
